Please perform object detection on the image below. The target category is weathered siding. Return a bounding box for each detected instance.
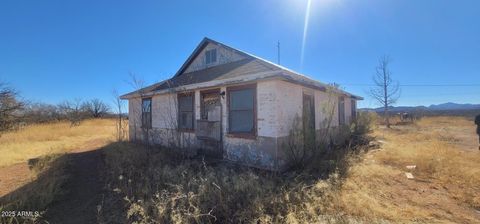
[184,42,246,74]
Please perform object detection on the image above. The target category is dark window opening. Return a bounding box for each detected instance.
[351,99,357,121]
[338,97,345,125]
[142,98,152,129]
[228,85,256,136]
[205,49,217,65]
[178,93,194,131]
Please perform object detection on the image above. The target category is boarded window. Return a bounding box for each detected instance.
[228,85,255,135]
[178,93,194,130]
[351,99,357,120]
[205,49,217,65]
[142,98,152,129]
[338,97,345,125]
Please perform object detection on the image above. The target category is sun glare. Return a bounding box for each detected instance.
[300,0,312,71]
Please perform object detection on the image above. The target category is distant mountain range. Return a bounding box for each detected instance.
[361,102,480,113]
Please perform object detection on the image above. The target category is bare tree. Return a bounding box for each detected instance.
[369,55,400,128]
[82,98,110,118]
[23,102,61,123]
[112,89,128,141]
[0,82,24,132]
[58,98,85,126]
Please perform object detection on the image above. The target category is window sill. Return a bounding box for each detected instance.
[226,133,257,140]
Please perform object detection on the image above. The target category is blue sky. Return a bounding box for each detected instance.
[1,0,479,109]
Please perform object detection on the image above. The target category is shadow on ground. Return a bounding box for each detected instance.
[0,143,126,224]
[0,137,372,223]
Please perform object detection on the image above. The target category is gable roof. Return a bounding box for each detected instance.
[121,37,363,100]
[153,58,275,91]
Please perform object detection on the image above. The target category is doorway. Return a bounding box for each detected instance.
[303,94,316,151]
[196,89,223,158]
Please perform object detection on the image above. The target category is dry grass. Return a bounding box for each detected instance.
[100,116,480,223]
[99,142,361,223]
[0,119,119,223]
[4,116,476,223]
[0,119,116,167]
[0,153,70,223]
[339,116,480,223]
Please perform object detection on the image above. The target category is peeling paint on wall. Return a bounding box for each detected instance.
[127,79,356,170]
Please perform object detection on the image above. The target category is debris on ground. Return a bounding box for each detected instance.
[406,165,416,170]
[405,172,415,179]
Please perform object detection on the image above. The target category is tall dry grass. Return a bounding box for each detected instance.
[338,116,480,222]
[0,119,116,167]
[99,116,480,223]
[99,142,368,224]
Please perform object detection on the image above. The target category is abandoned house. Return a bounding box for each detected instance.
[121,37,362,170]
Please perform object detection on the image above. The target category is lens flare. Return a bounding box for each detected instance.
[300,0,312,71]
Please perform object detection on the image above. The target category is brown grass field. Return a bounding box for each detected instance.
[0,116,479,223]
[0,119,116,197]
[339,116,480,222]
[0,119,116,168]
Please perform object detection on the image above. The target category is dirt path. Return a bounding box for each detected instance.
[0,163,32,197]
[43,148,105,223]
[0,138,110,198]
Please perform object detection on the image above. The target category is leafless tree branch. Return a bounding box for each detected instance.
[368,55,401,128]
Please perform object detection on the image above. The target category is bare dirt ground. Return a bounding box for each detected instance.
[0,138,110,198]
[0,163,32,197]
[0,138,110,223]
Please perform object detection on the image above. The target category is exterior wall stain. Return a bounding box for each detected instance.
[223,136,281,170]
[127,79,356,171]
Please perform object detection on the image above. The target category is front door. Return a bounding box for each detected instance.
[303,94,315,151]
[197,90,223,158]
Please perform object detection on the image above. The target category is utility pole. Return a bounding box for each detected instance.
[277,41,280,65]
